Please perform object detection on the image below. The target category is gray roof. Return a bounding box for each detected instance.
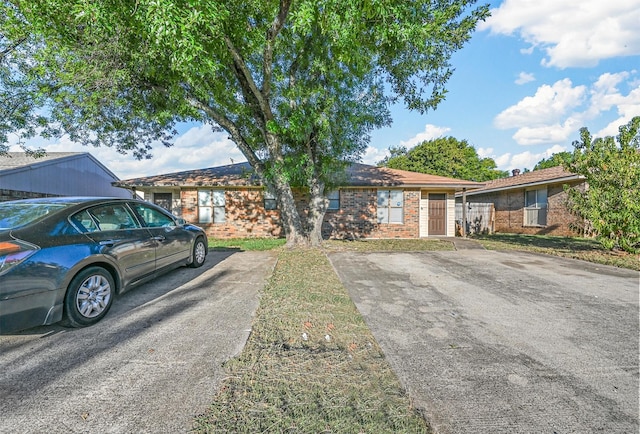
[461,166,583,196]
[0,152,120,180]
[114,162,484,190]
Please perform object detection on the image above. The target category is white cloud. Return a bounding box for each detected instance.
[10,123,245,180]
[361,145,389,165]
[494,72,640,145]
[495,79,586,129]
[515,72,535,85]
[483,144,568,172]
[398,124,451,149]
[480,0,640,68]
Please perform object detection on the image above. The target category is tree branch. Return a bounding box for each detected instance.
[263,0,291,98]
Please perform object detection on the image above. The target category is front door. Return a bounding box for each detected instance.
[428,193,447,236]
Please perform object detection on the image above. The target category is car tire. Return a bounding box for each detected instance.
[62,267,115,328]
[189,237,207,268]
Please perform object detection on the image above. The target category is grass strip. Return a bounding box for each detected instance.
[472,233,639,271]
[193,248,430,433]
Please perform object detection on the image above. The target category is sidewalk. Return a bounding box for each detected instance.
[439,237,486,250]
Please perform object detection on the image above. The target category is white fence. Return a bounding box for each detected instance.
[455,202,495,235]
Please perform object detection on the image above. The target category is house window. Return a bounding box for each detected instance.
[198,189,226,223]
[264,190,277,210]
[377,190,404,224]
[153,193,173,212]
[524,188,547,226]
[327,190,340,211]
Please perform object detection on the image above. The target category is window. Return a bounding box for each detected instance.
[153,193,173,212]
[264,190,277,210]
[524,188,547,226]
[83,204,140,231]
[198,190,226,223]
[377,190,404,224]
[327,190,340,211]
[130,202,176,227]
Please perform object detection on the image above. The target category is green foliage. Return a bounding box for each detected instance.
[2,0,489,243]
[533,151,573,170]
[564,117,640,253]
[378,136,508,181]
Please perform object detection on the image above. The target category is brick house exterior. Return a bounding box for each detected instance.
[114,162,483,240]
[458,166,585,236]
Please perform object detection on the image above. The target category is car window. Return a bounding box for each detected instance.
[0,203,69,230]
[69,210,100,232]
[84,204,141,231]
[130,202,176,228]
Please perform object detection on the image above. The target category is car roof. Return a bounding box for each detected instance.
[2,197,134,205]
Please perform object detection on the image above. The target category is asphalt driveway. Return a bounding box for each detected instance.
[328,248,639,434]
[0,250,277,433]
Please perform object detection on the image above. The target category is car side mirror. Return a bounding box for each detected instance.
[176,218,187,226]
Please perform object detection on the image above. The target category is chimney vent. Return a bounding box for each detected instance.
[512,169,521,176]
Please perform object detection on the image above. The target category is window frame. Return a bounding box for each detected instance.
[377,189,404,224]
[327,190,340,211]
[264,189,277,211]
[198,189,226,224]
[523,187,548,227]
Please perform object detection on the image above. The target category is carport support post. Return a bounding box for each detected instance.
[461,188,467,238]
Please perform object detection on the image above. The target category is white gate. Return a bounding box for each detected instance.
[455,202,494,235]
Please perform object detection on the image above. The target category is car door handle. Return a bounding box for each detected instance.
[99,240,115,247]
[152,236,166,241]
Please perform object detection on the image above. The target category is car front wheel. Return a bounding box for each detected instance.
[189,237,207,268]
[63,267,115,328]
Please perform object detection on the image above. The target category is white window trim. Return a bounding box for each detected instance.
[524,187,547,227]
[198,189,226,224]
[327,190,340,211]
[377,189,404,224]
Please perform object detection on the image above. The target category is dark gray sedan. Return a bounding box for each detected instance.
[0,197,208,333]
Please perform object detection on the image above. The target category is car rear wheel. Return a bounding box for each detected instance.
[189,237,207,268]
[63,267,115,328]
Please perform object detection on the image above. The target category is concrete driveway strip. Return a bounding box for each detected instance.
[328,250,639,434]
[0,250,277,434]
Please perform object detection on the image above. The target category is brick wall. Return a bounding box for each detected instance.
[468,180,584,236]
[169,187,422,240]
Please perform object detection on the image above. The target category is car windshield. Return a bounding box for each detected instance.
[0,203,70,230]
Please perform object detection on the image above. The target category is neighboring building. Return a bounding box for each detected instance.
[0,152,131,201]
[458,166,585,237]
[114,162,483,240]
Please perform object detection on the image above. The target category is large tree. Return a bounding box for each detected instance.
[1,0,489,246]
[379,136,508,181]
[564,117,640,254]
[533,151,573,171]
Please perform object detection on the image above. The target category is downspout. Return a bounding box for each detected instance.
[462,188,467,238]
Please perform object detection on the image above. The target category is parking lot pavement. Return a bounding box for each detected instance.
[328,249,639,434]
[0,250,277,434]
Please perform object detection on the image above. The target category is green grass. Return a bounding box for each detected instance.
[193,248,430,433]
[471,233,639,271]
[323,238,454,252]
[209,237,287,251]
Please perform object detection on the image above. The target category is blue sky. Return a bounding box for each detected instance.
[10,0,640,180]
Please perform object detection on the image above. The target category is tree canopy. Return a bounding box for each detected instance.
[378,136,508,181]
[533,151,573,171]
[1,0,489,245]
[564,117,640,253]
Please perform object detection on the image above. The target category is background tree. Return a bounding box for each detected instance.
[378,136,508,181]
[564,117,640,253]
[0,8,48,156]
[2,0,488,246]
[533,151,573,171]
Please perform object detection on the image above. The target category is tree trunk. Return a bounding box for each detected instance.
[270,170,310,247]
[305,170,328,247]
